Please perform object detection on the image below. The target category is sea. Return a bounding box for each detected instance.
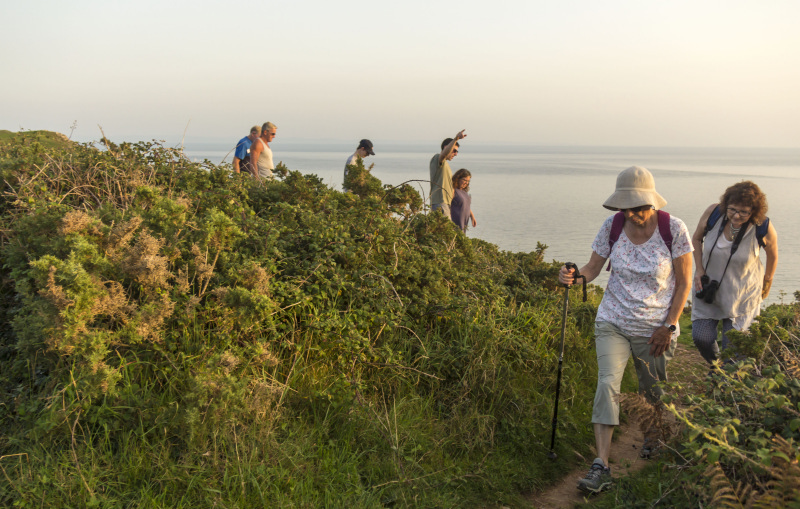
[183,142,800,307]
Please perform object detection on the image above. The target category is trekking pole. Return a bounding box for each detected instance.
[548,262,587,460]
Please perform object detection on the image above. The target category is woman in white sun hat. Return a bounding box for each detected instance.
[558,166,693,494]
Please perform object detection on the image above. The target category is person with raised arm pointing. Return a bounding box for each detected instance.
[429,129,466,216]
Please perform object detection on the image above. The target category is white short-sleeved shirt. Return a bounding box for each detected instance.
[592,214,693,337]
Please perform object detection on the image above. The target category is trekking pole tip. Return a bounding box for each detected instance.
[548,451,558,460]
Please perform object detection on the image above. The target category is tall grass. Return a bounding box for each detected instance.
[0,133,603,507]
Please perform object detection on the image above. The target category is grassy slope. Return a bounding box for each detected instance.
[0,130,74,150]
[0,135,607,508]
[7,133,794,507]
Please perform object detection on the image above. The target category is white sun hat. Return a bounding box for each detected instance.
[602,166,667,211]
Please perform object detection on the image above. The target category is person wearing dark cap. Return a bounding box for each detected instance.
[343,139,375,190]
[233,125,260,174]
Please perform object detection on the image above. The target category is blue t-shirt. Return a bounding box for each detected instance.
[234,136,253,161]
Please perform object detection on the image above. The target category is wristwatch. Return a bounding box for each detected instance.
[665,323,677,333]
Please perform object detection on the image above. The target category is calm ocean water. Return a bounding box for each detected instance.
[184,143,800,306]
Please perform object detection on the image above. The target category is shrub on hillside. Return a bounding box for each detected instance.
[661,304,800,507]
[0,136,600,506]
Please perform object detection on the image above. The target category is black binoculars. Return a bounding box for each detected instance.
[695,274,719,304]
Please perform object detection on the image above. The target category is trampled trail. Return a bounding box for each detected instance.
[527,341,708,508]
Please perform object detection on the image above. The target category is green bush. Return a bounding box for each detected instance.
[0,136,604,506]
[588,299,800,508]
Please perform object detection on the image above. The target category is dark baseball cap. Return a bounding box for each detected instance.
[358,139,375,155]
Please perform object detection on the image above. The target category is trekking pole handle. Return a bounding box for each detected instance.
[564,262,588,302]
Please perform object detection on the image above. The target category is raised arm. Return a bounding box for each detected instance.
[762,222,779,298]
[438,129,467,165]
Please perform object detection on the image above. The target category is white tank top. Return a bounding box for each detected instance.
[691,220,764,329]
[256,138,274,179]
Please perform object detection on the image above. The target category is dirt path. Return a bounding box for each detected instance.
[526,340,708,509]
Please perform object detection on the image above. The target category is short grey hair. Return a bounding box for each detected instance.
[262,122,277,133]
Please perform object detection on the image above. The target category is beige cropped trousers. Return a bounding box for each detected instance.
[591,321,677,426]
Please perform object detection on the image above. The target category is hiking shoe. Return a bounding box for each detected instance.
[639,439,660,459]
[577,458,612,494]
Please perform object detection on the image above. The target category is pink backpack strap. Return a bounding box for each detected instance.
[606,210,673,271]
[606,212,625,271]
[657,210,673,255]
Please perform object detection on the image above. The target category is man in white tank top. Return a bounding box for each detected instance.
[249,122,277,180]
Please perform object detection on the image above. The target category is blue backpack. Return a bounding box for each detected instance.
[704,204,769,247]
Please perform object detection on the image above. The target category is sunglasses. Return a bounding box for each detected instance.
[620,205,653,213]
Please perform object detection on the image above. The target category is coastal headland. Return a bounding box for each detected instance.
[0,132,798,507]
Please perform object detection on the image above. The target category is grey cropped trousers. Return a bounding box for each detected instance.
[592,321,677,426]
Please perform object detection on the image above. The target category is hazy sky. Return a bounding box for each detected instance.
[2,1,798,147]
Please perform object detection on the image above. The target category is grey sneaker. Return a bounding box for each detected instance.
[640,439,660,459]
[577,458,612,494]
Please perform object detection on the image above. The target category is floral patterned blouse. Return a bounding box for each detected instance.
[591,214,693,337]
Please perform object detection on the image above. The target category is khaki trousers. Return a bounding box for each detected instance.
[591,321,677,425]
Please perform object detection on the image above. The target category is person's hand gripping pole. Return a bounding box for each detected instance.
[548,262,587,460]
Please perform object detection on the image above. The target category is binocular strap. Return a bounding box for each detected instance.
[702,216,749,292]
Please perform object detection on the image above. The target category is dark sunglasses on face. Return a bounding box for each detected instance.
[621,205,653,213]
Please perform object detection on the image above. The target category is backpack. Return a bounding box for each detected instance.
[239,154,252,175]
[704,204,769,248]
[606,210,673,271]
[235,138,253,175]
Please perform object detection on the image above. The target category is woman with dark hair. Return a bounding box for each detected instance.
[450,168,477,232]
[691,181,779,364]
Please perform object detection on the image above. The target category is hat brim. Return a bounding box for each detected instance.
[366,148,375,156]
[603,190,667,211]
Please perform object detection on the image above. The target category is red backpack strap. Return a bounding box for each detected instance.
[606,212,625,271]
[657,210,673,255]
[606,211,673,271]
